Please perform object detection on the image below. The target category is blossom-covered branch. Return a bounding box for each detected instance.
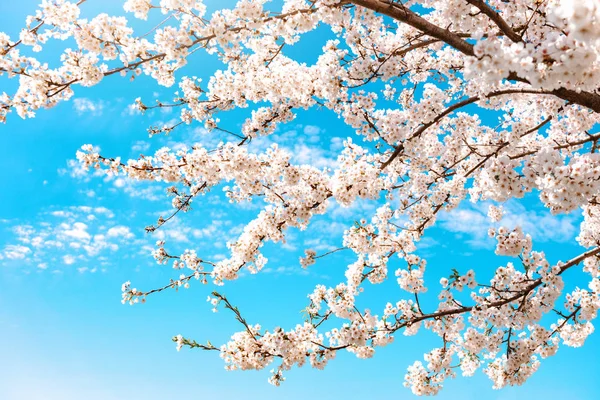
[3,0,600,395]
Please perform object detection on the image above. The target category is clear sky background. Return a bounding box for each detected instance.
[0,1,599,400]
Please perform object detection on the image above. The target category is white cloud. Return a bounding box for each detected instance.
[262,265,309,276]
[304,125,321,135]
[2,245,31,260]
[501,203,579,243]
[94,207,114,218]
[247,126,338,169]
[0,205,135,271]
[63,255,76,265]
[438,200,580,247]
[327,198,377,221]
[73,98,104,116]
[107,226,134,239]
[77,266,97,273]
[291,143,336,169]
[123,103,141,116]
[119,182,164,201]
[51,210,71,218]
[303,237,338,252]
[131,140,150,153]
[58,157,104,181]
[329,137,345,152]
[62,222,91,242]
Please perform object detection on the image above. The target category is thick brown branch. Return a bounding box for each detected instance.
[465,0,522,42]
[350,0,476,56]
[351,0,600,115]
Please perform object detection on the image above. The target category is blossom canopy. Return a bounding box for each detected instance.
[2,0,600,395]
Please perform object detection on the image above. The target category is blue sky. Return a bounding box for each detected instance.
[0,1,599,399]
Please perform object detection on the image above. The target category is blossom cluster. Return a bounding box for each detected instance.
[2,0,600,395]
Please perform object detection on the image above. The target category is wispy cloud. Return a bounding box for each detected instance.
[0,244,31,260]
[72,98,104,116]
[0,205,136,272]
[262,265,310,276]
[250,125,339,169]
[122,103,141,116]
[107,226,134,239]
[438,200,580,248]
[131,140,150,153]
[150,209,239,252]
[58,150,104,182]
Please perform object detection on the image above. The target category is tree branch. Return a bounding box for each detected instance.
[350,0,476,56]
[465,0,522,43]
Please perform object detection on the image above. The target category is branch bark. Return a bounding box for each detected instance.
[350,0,600,114]
[350,0,476,56]
[465,0,522,42]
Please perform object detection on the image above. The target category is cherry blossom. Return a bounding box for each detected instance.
[2,0,600,395]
